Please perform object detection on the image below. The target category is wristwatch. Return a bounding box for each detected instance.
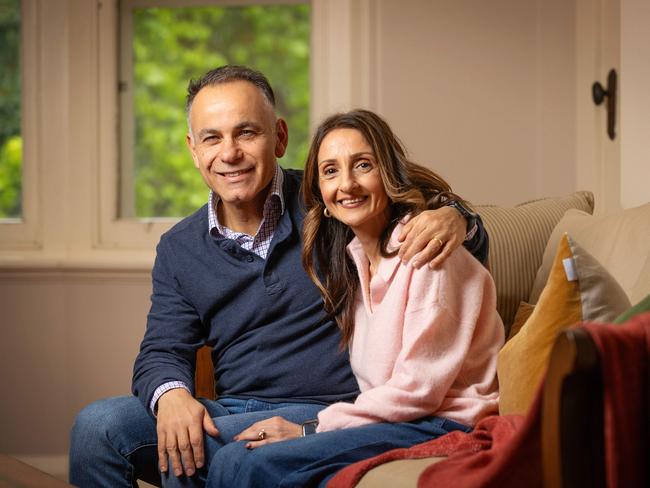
[447,200,478,241]
[301,419,319,436]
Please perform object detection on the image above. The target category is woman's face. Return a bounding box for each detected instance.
[317,128,390,239]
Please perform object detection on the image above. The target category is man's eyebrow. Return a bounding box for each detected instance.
[234,121,263,131]
[197,128,219,139]
[196,121,262,139]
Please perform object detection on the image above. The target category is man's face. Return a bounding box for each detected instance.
[186,81,288,216]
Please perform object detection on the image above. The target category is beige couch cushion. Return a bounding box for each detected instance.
[529,202,650,305]
[476,191,594,333]
[497,234,630,416]
[356,457,445,487]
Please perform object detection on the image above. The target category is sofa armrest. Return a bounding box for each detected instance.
[195,345,216,399]
[541,328,604,488]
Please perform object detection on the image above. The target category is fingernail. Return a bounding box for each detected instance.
[196,461,203,468]
[175,469,182,476]
[246,443,252,449]
[186,469,194,476]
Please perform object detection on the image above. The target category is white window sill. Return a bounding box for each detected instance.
[0,250,154,274]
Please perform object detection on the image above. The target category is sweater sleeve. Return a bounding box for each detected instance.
[462,213,489,267]
[131,237,205,414]
[317,256,501,432]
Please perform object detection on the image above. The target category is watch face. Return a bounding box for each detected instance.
[451,200,472,218]
[302,420,318,436]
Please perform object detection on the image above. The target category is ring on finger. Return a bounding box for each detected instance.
[258,429,266,440]
[433,236,444,248]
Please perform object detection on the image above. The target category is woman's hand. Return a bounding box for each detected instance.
[233,416,303,450]
[398,206,467,269]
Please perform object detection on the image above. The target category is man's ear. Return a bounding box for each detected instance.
[186,133,200,169]
[275,118,289,158]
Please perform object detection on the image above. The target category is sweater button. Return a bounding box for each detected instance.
[246,255,254,263]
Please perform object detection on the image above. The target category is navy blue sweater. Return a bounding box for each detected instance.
[132,170,359,411]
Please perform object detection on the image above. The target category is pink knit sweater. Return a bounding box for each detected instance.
[317,223,504,432]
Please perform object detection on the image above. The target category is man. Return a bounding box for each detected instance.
[69,66,488,487]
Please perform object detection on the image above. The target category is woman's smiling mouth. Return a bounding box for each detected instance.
[338,196,368,208]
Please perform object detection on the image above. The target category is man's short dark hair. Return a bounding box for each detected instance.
[186,65,276,116]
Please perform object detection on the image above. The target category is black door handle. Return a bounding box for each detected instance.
[592,69,617,140]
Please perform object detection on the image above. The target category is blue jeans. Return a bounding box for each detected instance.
[69,395,324,488]
[205,416,471,488]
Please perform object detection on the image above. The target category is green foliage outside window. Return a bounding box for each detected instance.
[130,4,310,218]
[0,0,22,219]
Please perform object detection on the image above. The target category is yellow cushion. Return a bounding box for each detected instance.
[506,301,535,342]
[497,233,630,416]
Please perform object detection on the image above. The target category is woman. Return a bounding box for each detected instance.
[206,110,504,487]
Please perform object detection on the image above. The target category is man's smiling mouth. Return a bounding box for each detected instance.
[218,167,254,177]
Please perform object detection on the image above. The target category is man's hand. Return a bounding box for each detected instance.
[233,416,302,450]
[156,388,219,477]
[398,206,467,269]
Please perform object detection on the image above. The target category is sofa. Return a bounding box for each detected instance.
[194,191,650,487]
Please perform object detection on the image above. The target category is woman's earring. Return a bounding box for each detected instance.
[323,207,331,218]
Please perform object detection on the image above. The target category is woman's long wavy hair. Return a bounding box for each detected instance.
[302,109,467,346]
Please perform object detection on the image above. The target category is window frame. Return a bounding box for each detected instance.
[0,0,41,250]
[0,0,373,266]
[99,0,312,249]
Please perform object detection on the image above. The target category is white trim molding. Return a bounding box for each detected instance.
[310,0,377,127]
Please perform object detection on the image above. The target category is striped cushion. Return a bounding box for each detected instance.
[476,191,594,335]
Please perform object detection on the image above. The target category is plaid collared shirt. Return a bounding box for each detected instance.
[208,164,285,260]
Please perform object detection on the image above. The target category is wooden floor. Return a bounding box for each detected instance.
[0,455,72,487]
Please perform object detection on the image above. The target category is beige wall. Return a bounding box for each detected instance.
[621,0,650,208]
[0,0,647,481]
[313,0,578,207]
[0,271,150,463]
[371,0,576,206]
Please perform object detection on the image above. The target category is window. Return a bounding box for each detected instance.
[0,0,364,259]
[118,1,310,218]
[0,0,22,220]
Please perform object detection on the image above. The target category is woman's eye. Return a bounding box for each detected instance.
[356,160,372,171]
[321,167,337,177]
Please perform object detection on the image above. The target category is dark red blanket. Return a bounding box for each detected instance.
[327,312,650,488]
[582,313,650,488]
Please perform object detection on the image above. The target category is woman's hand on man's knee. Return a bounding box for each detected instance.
[233,416,302,449]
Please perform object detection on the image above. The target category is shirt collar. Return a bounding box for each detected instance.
[346,221,405,284]
[208,165,285,234]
